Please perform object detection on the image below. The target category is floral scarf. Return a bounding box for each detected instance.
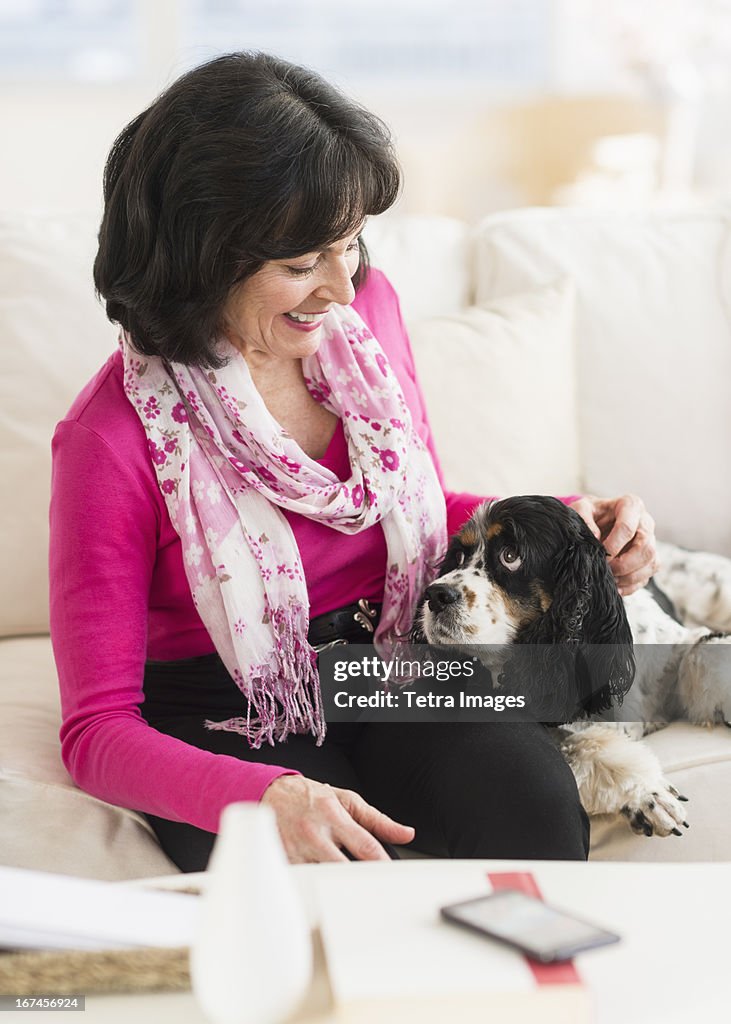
[121,303,447,747]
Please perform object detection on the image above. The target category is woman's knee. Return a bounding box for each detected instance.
[433,724,590,860]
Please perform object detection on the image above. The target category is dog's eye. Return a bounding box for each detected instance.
[499,546,522,571]
[455,550,465,567]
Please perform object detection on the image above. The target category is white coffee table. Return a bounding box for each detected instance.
[5,860,729,1023]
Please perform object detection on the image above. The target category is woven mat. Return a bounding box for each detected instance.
[0,884,202,995]
[0,945,191,995]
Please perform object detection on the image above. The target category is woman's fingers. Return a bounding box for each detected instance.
[615,570,653,597]
[607,510,658,595]
[287,841,350,865]
[598,494,644,558]
[297,801,393,862]
[293,814,369,863]
[571,494,659,597]
[334,820,392,861]
[335,787,416,844]
[260,775,414,863]
[607,526,654,571]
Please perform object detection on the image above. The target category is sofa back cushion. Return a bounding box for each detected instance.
[363,214,473,320]
[474,208,731,556]
[0,214,118,636]
[408,279,580,496]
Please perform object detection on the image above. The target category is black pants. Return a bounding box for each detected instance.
[141,653,590,872]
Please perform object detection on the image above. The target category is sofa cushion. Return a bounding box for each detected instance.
[363,214,473,321]
[408,279,580,496]
[0,213,118,637]
[590,723,731,861]
[473,207,731,556]
[0,636,177,880]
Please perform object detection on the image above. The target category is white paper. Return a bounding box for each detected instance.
[316,862,537,1001]
[0,866,200,951]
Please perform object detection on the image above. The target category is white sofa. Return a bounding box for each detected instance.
[2,206,731,880]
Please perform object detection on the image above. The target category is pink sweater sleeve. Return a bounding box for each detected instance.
[49,420,298,834]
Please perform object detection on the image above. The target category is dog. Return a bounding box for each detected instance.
[413,495,731,838]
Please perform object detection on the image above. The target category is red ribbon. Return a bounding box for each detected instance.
[486,871,582,985]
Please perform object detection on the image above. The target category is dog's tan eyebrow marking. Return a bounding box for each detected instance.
[459,526,478,546]
[486,522,502,540]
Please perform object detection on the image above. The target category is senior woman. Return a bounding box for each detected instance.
[49,52,658,872]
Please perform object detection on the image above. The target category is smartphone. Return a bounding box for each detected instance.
[440,888,620,963]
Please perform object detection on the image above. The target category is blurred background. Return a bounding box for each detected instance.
[3,0,731,221]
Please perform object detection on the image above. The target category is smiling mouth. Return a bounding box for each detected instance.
[285,311,328,323]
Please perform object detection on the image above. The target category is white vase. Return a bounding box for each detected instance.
[190,802,313,1024]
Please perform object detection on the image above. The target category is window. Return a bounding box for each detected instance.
[181,0,552,91]
[0,0,138,80]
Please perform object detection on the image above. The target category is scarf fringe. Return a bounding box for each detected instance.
[204,629,326,748]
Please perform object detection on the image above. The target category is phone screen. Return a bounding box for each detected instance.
[441,889,620,962]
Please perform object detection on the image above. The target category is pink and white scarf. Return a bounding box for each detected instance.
[121,303,447,747]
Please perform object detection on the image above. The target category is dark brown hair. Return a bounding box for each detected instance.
[94,51,401,368]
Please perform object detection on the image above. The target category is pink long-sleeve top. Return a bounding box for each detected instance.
[50,269,575,834]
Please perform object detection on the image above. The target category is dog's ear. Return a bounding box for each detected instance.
[573,537,635,713]
[502,523,635,720]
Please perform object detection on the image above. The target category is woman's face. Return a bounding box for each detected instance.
[221,226,362,365]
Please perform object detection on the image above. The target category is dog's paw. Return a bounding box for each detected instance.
[621,783,689,838]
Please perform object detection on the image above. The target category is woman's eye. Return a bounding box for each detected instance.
[287,264,317,277]
[499,547,522,571]
[286,238,359,277]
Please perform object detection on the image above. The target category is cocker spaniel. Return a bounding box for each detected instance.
[414,495,731,838]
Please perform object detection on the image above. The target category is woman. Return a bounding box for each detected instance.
[49,52,658,872]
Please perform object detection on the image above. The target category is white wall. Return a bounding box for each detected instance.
[1,86,149,219]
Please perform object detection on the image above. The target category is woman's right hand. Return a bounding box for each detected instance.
[260,774,415,862]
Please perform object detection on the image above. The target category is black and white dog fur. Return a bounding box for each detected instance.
[414,496,731,838]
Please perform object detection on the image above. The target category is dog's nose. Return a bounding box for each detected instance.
[426,582,461,612]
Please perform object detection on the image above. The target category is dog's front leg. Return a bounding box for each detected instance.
[559,723,689,837]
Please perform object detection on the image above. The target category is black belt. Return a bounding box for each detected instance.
[142,598,383,722]
[307,598,382,652]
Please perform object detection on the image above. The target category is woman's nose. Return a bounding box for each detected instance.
[314,260,356,306]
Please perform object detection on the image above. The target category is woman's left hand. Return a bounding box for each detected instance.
[568,493,659,596]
